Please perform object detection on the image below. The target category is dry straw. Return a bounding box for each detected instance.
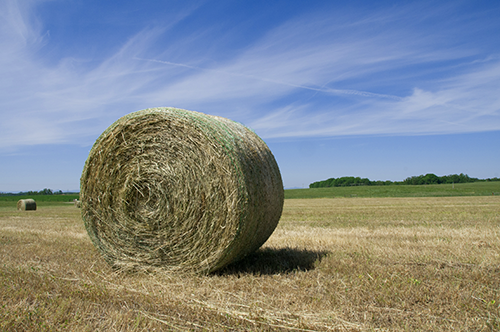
[80,107,284,274]
[17,199,36,211]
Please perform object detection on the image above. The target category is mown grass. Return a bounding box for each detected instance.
[285,181,500,199]
[1,197,499,331]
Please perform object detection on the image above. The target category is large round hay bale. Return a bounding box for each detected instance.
[17,199,36,211]
[80,107,284,274]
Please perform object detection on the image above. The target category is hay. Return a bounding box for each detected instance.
[80,107,284,274]
[17,199,36,211]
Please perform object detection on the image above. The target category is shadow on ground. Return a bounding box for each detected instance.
[216,247,329,276]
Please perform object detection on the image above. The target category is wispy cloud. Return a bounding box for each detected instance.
[0,1,194,150]
[249,58,500,138]
[1,0,499,152]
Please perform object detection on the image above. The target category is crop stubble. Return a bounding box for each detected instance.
[0,196,499,331]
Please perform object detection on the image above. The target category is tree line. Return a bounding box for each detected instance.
[309,173,500,188]
[0,188,70,196]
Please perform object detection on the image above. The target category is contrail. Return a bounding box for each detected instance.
[134,57,402,101]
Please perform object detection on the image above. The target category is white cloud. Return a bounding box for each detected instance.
[0,2,190,149]
[1,0,499,152]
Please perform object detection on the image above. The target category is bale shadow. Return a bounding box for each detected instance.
[216,247,329,276]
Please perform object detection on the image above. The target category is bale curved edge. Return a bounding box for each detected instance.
[80,107,284,274]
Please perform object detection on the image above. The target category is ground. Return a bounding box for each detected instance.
[1,197,499,331]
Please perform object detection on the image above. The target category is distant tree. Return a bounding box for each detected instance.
[309,173,483,188]
[423,173,439,184]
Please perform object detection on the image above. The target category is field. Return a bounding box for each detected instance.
[285,181,500,199]
[1,194,499,330]
[0,194,79,203]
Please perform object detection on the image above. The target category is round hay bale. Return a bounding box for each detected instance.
[17,199,36,211]
[74,200,81,208]
[80,107,284,274]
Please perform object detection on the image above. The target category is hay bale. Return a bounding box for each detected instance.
[80,107,284,274]
[74,200,81,208]
[17,199,36,211]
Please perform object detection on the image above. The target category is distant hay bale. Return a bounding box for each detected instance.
[74,200,81,208]
[17,199,36,211]
[80,107,284,274]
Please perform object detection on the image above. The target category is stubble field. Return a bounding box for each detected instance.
[1,196,499,331]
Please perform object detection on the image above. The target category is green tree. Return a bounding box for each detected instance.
[423,173,439,184]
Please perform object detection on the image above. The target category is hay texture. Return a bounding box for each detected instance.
[17,199,36,211]
[80,107,284,274]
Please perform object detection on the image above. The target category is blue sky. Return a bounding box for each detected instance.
[1,0,499,192]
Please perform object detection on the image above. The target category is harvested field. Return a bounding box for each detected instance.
[1,196,499,331]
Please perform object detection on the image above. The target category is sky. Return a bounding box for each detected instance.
[1,0,500,192]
